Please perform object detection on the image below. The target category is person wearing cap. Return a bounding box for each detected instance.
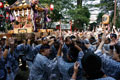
[32,37,48,61]
[95,33,120,79]
[84,39,96,53]
[29,44,57,80]
[57,40,83,80]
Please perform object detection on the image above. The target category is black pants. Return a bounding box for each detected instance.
[19,55,26,70]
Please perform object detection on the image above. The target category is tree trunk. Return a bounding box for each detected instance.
[77,0,82,7]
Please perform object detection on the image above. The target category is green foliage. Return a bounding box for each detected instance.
[40,0,75,22]
[116,10,120,28]
[93,0,114,12]
[97,12,105,23]
[6,0,17,5]
[48,9,63,22]
[40,0,75,13]
[95,0,120,28]
[68,6,90,29]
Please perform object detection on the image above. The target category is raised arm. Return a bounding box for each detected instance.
[113,26,118,35]
[71,62,79,80]
[57,40,63,56]
[49,38,54,46]
[97,33,106,51]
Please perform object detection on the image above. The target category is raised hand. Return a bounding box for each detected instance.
[74,62,80,73]
[60,40,63,46]
[113,25,116,29]
[102,33,106,42]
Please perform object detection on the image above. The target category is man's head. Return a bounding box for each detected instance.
[40,44,51,56]
[54,39,60,49]
[84,40,90,49]
[110,33,117,41]
[1,37,6,46]
[23,39,27,45]
[112,43,120,62]
[65,36,72,46]
[67,46,79,62]
[89,36,96,45]
[42,37,48,45]
[81,53,104,79]
[105,38,111,44]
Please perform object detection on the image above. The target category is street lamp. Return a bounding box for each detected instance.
[50,4,54,11]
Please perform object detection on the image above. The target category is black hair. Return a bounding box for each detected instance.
[17,41,22,45]
[81,53,104,79]
[89,36,96,45]
[40,44,50,53]
[65,36,70,42]
[70,35,76,40]
[50,36,56,39]
[42,37,47,41]
[110,45,114,50]
[1,38,6,41]
[54,40,60,49]
[110,33,117,39]
[40,44,50,50]
[68,46,79,62]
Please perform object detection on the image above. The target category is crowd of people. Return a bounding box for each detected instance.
[0,26,120,80]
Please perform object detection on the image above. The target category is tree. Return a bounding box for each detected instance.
[77,0,82,7]
[6,0,17,5]
[39,0,75,28]
[97,0,114,12]
[68,0,90,30]
[40,0,75,18]
[95,0,120,28]
[97,12,105,23]
[0,1,10,32]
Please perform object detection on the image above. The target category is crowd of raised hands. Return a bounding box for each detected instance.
[0,25,120,80]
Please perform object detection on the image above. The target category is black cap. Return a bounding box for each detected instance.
[42,37,47,41]
[40,44,50,50]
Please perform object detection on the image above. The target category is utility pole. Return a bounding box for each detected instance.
[113,0,117,26]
